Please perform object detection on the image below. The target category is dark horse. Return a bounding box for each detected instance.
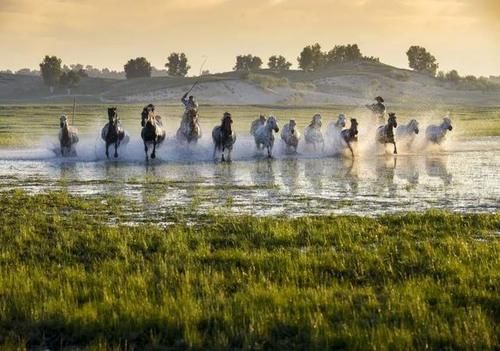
[101,107,128,158]
[141,105,166,160]
[376,112,398,154]
[341,118,359,158]
[212,112,236,162]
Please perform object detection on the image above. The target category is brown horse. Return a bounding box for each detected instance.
[212,112,236,162]
[141,106,166,160]
[376,113,398,154]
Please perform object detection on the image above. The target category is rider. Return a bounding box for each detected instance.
[181,92,198,111]
[250,114,266,135]
[366,96,386,121]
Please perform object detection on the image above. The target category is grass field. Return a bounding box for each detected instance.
[0,104,499,147]
[0,190,498,350]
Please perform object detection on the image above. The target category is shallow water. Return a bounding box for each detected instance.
[0,132,498,223]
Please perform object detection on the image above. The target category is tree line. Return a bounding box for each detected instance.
[31,44,497,92]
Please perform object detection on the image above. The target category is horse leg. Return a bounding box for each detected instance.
[114,141,118,158]
[347,142,354,158]
[144,142,149,160]
[151,140,157,159]
[393,142,398,154]
[213,145,217,162]
[221,145,225,162]
[227,148,232,163]
[267,145,272,158]
[105,143,109,158]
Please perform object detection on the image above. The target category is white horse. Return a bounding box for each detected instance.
[396,119,419,148]
[304,113,324,151]
[254,115,280,158]
[59,115,79,156]
[426,117,453,144]
[280,119,300,153]
[326,113,347,150]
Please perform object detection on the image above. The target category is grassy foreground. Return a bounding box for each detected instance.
[0,191,498,350]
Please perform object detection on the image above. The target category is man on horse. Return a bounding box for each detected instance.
[366,96,386,121]
[181,92,198,111]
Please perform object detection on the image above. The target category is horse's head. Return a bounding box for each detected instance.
[267,116,279,133]
[310,114,322,128]
[108,107,118,125]
[60,115,68,128]
[388,113,397,128]
[410,119,419,134]
[187,108,198,127]
[289,119,296,133]
[336,114,347,128]
[222,112,233,133]
[443,117,453,131]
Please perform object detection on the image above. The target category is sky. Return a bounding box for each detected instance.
[0,0,499,76]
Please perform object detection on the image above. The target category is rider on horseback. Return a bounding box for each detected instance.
[181,93,198,111]
[366,96,386,121]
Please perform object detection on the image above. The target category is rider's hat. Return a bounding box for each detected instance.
[375,96,384,103]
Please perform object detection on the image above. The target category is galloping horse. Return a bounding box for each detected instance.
[341,118,359,158]
[59,115,79,156]
[426,117,453,144]
[304,113,324,151]
[254,115,280,158]
[326,113,347,139]
[376,112,398,154]
[212,112,236,162]
[250,115,266,136]
[281,119,300,153]
[101,107,129,158]
[396,119,419,147]
[176,108,201,144]
[141,106,166,160]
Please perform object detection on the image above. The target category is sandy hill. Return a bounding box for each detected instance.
[1,62,499,106]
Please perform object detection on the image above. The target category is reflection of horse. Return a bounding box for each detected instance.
[254,116,280,158]
[59,115,79,156]
[304,114,324,151]
[340,118,359,158]
[376,155,398,195]
[396,119,419,148]
[426,156,452,185]
[101,107,129,158]
[141,108,166,160]
[212,112,236,162]
[280,119,300,153]
[426,117,453,145]
[376,113,398,154]
[177,109,201,144]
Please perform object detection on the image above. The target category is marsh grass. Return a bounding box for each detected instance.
[0,191,498,350]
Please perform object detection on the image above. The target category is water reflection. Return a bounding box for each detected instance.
[375,155,397,195]
[279,158,300,192]
[396,156,419,189]
[426,155,452,185]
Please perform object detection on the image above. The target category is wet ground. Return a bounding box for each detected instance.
[0,134,498,223]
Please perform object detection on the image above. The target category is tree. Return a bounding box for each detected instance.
[406,46,438,76]
[124,57,152,79]
[39,55,63,92]
[445,69,460,82]
[165,52,190,77]
[297,43,324,71]
[59,70,80,95]
[325,44,364,65]
[233,55,263,71]
[268,55,292,70]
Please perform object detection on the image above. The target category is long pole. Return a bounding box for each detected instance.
[72,97,76,126]
[186,56,208,95]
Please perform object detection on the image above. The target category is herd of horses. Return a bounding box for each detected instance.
[58,104,454,161]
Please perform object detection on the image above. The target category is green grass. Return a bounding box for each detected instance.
[0,190,498,350]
